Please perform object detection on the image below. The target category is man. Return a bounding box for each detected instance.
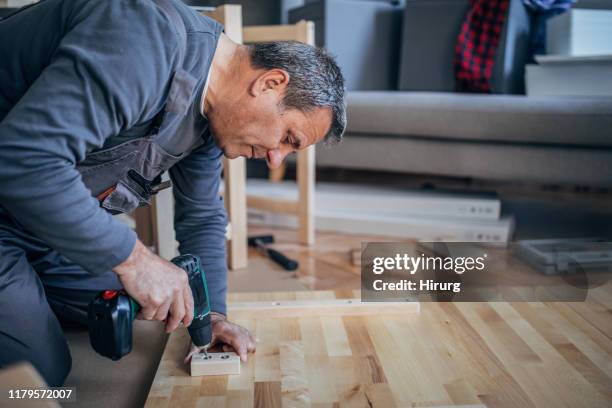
[0,0,346,386]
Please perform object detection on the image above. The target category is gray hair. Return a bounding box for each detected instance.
[247,41,346,144]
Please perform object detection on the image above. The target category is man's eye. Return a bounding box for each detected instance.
[285,136,295,148]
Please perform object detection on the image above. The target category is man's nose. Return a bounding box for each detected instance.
[265,148,290,170]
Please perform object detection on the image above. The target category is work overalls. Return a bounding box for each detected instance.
[0,0,208,386]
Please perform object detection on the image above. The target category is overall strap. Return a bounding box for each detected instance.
[151,0,198,115]
[152,0,188,68]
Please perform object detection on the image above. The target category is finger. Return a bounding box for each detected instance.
[210,335,219,348]
[222,344,233,353]
[154,299,172,322]
[184,343,204,364]
[182,284,194,327]
[166,291,185,333]
[141,306,157,321]
[232,339,248,362]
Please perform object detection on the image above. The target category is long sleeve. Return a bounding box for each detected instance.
[170,135,228,315]
[0,0,179,274]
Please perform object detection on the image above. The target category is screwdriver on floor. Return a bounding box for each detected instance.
[248,235,299,271]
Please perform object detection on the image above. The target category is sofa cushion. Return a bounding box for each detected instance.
[346,91,612,147]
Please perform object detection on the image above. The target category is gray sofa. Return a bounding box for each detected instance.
[316,91,612,187]
[308,0,612,188]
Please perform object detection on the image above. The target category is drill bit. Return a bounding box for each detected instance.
[185,342,210,364]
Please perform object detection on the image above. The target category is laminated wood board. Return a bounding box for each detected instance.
[145,288,612,407]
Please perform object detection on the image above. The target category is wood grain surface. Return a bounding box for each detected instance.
[192,352,241,377]
[145,287,612,408]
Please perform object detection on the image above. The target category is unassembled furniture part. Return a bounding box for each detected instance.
[135,5,249,270]
[206,5,248,270]
[242,20,317,245]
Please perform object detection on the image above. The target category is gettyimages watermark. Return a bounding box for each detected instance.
[361,242,612,302]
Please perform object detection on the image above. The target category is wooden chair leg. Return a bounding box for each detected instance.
[268,163,287,183]
[133,173,177,259]
[152,184,177,260]
[134,206,156,250]
[206,5,248,270]
[297,145,315,245]
[224,157,248,269]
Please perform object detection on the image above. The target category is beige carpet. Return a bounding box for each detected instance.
[63,321,167,408]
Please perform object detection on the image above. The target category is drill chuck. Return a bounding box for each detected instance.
[188,319,212,349]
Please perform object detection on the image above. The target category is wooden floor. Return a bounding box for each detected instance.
[228,226,379,293]
[146,227,612,408]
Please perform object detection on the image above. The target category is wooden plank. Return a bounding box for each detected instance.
[228,298,420,318]
[243,21,314,44]
[246,195,299,215]
[191,352,241,377]
[147,288,612,407]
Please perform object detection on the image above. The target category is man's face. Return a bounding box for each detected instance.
[208,69,333,169]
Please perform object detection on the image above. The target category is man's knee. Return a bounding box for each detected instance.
[30,336,73,387]
[0,245,73,386]
[0,326,72,387]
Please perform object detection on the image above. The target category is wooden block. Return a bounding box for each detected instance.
[191,352,241,377]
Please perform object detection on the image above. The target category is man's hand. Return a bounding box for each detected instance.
[184,313,256,364]
[209,312,257,362]
[113,239,194,333]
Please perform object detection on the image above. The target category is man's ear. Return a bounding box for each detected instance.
[249,68,289,97]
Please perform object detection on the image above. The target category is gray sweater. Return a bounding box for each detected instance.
[0,0,229,314]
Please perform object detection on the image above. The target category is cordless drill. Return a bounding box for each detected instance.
[88,254,212,361]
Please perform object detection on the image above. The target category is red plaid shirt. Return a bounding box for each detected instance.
[455,0,510,92]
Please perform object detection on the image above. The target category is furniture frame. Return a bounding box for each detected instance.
[135,10,320,266]
[243,20,317,245]
[135,5,249,270]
